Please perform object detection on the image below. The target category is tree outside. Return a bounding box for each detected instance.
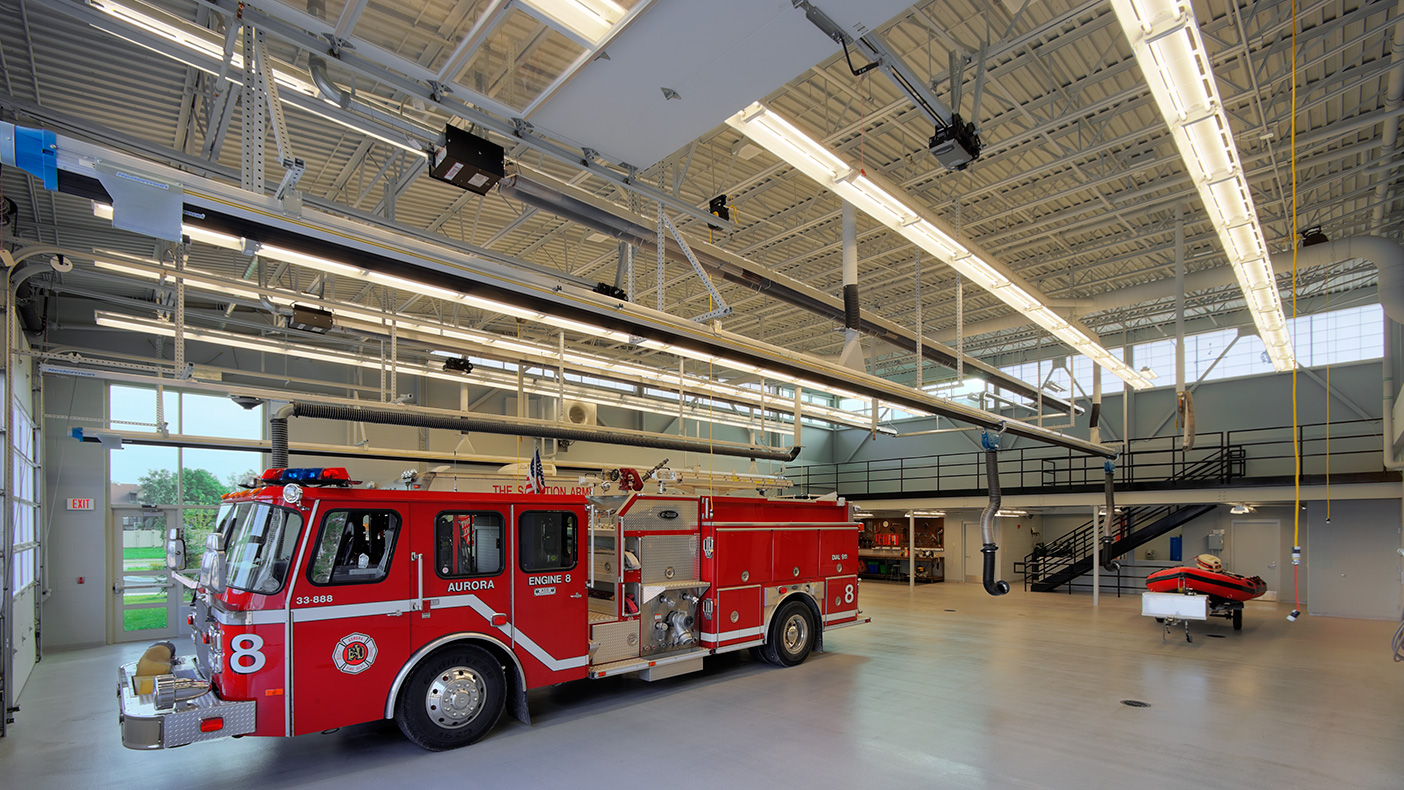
[134,467,258,570]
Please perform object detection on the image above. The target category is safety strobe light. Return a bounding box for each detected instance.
[259,467,358,486]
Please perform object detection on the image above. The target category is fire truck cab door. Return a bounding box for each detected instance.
[409,505,511,649]
[289,505,412,735]
[511,504,589,686]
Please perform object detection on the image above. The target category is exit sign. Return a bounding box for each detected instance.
[67,498,94,511]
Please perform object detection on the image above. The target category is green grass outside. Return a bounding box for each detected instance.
[123,547,165,560]
[123,607,167,632]
[124,593,167,605]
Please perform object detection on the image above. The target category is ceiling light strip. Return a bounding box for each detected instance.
[1109,0,1295,370]
[725,103,1153,390]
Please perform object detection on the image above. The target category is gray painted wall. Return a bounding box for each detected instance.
[1306,499,1403,620]
[825,361,1382,466]
[41,375,109,649]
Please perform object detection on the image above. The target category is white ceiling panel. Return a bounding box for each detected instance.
[529,0,914,168]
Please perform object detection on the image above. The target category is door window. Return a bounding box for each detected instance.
[519,511,577,572]
[308,510,401,585]
[435,512,504,578]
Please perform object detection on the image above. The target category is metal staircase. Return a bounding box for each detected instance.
[1021,447,1234,593]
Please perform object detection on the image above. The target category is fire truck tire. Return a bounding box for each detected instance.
[761,600,816,667]
[394,646,506,751]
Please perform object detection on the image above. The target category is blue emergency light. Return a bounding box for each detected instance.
[259,467,357,486]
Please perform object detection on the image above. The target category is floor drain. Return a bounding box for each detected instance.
[1120,700,1151,708]
[1205,634,1227,639]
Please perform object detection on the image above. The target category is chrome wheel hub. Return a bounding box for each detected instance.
[782,613,808,655]
[426,666,486,728]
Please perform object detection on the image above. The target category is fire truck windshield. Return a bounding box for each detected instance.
[223,502,305,595]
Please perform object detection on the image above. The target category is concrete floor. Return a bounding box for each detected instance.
[3,582,1401,789]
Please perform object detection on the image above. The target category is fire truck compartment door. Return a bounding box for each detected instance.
[772,529,819,581]
[712,586,763,646]
[512,506,589,686]
[289,506,412,736]
[824,575,859,624]
[714,529,771,587]
[820,528,858,577]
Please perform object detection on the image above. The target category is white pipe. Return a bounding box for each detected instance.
[842,202,858,294]
[1175,205,1185,395]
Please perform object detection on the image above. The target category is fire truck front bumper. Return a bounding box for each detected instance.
[117,655,256,749]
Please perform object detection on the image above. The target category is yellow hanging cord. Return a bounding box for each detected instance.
[1290,0,1303,613]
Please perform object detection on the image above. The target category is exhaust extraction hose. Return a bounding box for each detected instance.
[270,417,289,470]
[979,432,1010,596]
[285,402,801,462]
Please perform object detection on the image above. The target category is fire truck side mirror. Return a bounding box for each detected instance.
[165,529,186,571]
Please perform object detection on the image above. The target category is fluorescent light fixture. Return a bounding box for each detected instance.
[909,510,946,517]
[1139,366,1158,380]
[726,102,1153,390]
[1229,503,1253,515]
[525,0,625,43]
[94,202,244,251]
[1109,0,1295,371]
[995,509,1028,517]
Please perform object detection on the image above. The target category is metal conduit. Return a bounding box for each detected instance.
[278,402,800,462]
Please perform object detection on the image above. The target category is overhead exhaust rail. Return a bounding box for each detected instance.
[8,121,1113,458]
[499,168,1076,413]
[271,403,801,463]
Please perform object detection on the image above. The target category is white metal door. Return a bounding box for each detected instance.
[111,508,180,641]
[963,522,997,583]
[1232,520,1280,602]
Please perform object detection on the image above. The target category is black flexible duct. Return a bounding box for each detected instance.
[842,284,860,330]
[287,402,800,462]
[1101,462,1120,572]
[979,443,1010,596]
[270,418,289,469]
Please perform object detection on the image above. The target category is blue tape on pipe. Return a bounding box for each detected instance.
[13,126,57,191]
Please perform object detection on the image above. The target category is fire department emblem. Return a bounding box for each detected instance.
[333,633,378,675]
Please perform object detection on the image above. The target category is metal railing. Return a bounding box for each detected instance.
[786,419,1385,498]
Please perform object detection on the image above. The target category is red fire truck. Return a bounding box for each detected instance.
[118,467,867,751]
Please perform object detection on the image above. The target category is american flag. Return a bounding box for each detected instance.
[526,447,545,494]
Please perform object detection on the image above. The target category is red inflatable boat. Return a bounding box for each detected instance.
[1146,567,1267,602]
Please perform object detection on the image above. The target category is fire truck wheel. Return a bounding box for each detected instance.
[762,600,816,667]
[395,646,506,751]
